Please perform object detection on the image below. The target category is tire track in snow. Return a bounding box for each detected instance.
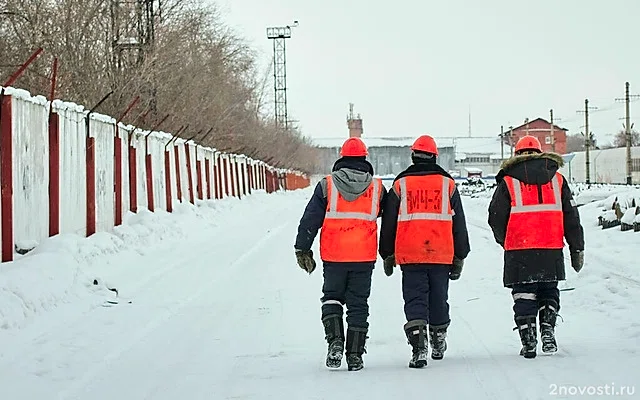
[0,223,242,373]
[55,218,292,400]
[0,199,296,398]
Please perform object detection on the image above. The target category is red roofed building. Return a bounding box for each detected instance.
[506,118,568,154]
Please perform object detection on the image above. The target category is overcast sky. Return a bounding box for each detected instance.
[218,0,640,146]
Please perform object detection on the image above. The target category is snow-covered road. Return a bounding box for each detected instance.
[0,188,638,399]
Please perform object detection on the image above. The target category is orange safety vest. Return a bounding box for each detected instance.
[319,175,382,262]
[503,173,564,251]
[393,174,455,265]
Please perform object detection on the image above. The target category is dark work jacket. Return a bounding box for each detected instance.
[488,152,585,287]
[294,157,387,269]
[378,161,471,264]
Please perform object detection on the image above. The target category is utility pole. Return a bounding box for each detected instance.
[615,82,639,185]
[577,99,598,185]
[500,125,504,160]
[550,109,555,153]
[509,126,514,156]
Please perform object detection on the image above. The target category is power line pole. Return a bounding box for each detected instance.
[500,125,504,160]
[577,99,598,185]
[624,82,632,185]
[615,81,640,185]
[550,109,555,153]
[509,126,514,156]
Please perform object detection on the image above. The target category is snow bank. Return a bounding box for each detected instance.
[572,183,640,206]
[0,193,272,331]
[621,208,638,225]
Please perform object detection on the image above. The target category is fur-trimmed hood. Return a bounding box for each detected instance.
[496,152,564,185]
[500,152,564,170]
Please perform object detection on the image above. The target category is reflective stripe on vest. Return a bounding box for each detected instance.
[397,177,453,221]
[325,178,381,221]
[510,174,562,214]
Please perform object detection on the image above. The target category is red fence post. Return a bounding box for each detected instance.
[86,135,96,237]
[174,144,182,202]
[164,150,172,212]
[114,129,123,225]
[49,112,60,236]
[196,158,203,200]
[184,143,195,204]
[205,156,211,200]
[234,158,241,199]
[223,157,230,197]
[243,162,249,195]
[128,140,137,213]
[229,157,236,197]
[1,94,13,262]
[145,153,154,212]
[214,154,220,199]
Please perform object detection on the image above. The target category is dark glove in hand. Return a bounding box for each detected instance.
[383,255,395,277]
[450,256,463,280]
[295,249,316,274]
[571,250,584,273]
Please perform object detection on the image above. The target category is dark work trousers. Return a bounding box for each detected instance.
[401,264,450,325]
[511,281,560,318]
[320,262,374,329]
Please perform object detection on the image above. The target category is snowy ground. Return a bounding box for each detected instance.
[0,186,639,399]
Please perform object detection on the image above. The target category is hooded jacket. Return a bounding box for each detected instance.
[378,157,471,263]
[294,157,387,266]
[488,152,585,287]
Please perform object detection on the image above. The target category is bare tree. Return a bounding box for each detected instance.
[612,129,640,148]
[0,0,319,173]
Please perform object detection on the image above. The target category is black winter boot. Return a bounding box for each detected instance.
[404,320,428,368]
[322,314,344,368]
[515,315,537,359]
[429,322,449,360]
[345,327,368,371]
[539,299,558,353]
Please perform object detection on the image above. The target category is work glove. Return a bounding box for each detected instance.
[383,255,395,277]
[295,249,316,274]
[570,250,584,273]
[450,256,464,280]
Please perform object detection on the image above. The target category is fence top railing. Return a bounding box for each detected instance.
[1,85,308,178]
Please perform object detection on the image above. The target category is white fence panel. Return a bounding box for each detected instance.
[12,95,49,247]
[92,117,115,233]
[56,104,86,236]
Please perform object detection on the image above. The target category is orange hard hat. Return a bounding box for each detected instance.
[411,135,438,155]
[515,135,542,153]
[340,137,368,157]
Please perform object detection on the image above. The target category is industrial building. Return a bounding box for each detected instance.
[312,107,576,178]
[560,146,640,184]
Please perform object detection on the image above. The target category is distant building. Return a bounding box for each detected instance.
[507,118,568,154]
[313,135,512,177]
[313,136,455,176]
[559,146,640,184]
[312,105,551,177]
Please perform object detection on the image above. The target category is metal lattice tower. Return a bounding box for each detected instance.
[267,22,297,130]
[110,0,161,71]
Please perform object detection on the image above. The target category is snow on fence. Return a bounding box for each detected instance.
[0,86,310,262]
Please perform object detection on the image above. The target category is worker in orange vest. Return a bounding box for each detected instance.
[379,135,470,368]
[488,135,585,359]
[294,137,386,371]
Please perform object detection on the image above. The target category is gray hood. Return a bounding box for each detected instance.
[330,168,373,201]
